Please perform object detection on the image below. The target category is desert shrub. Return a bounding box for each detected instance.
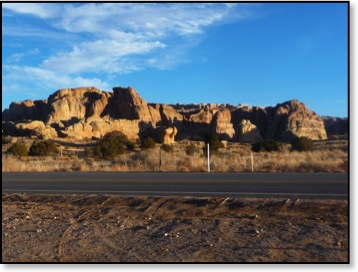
[162,144,174,153]
[94,131,128,159]
[141,136,156,150]
[251,141,281,152]
[7,142,28,156]
[2,136,13,144]
[84,147,95,157]
[291,136,314,152]
[203,133,224,156]
[29,140,59,156]
[126,141,136,151]
[185,143,199,156]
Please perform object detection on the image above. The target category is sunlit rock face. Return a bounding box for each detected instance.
[2,87,328,142]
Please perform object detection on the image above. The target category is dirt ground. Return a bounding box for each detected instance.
[2,193,348,263]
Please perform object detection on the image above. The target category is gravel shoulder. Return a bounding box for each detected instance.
[2,193,348,263]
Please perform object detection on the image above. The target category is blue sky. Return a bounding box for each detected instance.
[2,2,348,117]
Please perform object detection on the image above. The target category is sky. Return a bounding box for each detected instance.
[2,2,348,117]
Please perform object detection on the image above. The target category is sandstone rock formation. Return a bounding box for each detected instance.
[236,119,263,143]
[266,100,327,141]
[14,120,57,139]
[188,108,212,124]
[159,104,183,127]
[152,126,178,144]
[2,99,47,122]
[211,109,235,140]
[2,86,330,143]
[43,87,110,125]
[231,100,327,142]
[107,87,154,122]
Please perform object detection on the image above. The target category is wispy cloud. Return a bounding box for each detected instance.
[2,3,259,99]
[3,65,110,92]
[6,48,39,63]
[2,3,60,19]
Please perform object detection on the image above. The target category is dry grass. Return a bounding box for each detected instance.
[2,139,348,173]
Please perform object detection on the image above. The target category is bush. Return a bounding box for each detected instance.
[84,147,95,157]
[251,141,281,152]
[2,136,13,144]
[29,140,59,156]
[203,133,224,157]
[94,131,128,159]
[162,144,174,153]
[291,136,314,152]
[185,143,199,156]
[7,142,28,156]
[126,141,136,151]
[141,136,156,150]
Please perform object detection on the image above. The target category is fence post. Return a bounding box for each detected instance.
[159,147,162,168]
[207,143,210,173]
[251,152,254,172]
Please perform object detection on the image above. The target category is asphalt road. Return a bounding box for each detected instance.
[2,172,348,199]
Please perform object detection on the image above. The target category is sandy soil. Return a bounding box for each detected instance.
[2,193,348,263]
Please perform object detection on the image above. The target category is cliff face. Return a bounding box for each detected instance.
[2,87,330,142]
[322,116,348,136]
[266,100,327,141]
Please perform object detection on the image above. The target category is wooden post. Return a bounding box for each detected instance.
[251,152,254,172]
[159,147,162,167]
[207,143,210,173]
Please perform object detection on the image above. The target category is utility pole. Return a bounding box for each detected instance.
[207,143,210,173]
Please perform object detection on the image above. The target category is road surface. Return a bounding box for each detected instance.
[2,172,348,199]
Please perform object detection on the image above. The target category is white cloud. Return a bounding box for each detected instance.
[2,3,59,19]
[3,65,110,91]
[40,39,166,74]
[56,3,233,37]
[2,3,260,96]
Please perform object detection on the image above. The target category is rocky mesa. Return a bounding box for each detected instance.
[2,86,335,143]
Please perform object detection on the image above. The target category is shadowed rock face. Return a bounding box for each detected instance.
[2,99,47,122]
[2,87,330,142]
[322,116,348,136]
[151,126,178,144]
[231,100,327,142]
